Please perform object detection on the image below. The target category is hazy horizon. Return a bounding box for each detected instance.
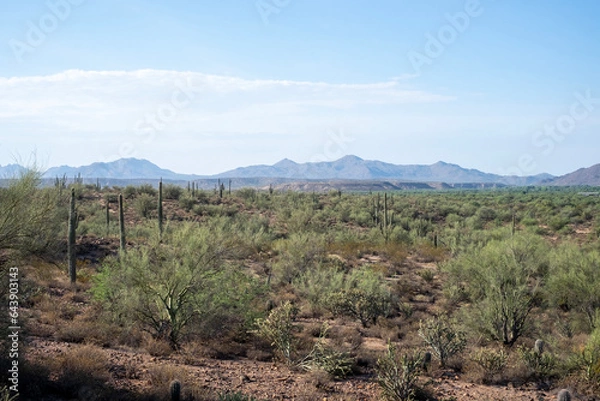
[1,1,599,176]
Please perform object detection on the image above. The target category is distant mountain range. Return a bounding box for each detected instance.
[42,159,202,181]
[547,163,600,186]
[1,156,599,188]
[214,155,553,186]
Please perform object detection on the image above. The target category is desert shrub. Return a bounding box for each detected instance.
[418,315,466,368]
[123,185,138,199]
[133,193,156,218]
[272,233,325,284]
[163,184,183,200]
[56,345,110,395]
[417,269,435,283]
[444,233,549,346]
[569,326,600,390]
[218,392,261,401]
[547,244,600,331]
[294,265,345,314]
[178,194,196,211]
[146,364,187,388]
[0,170,65,258]
[376,343,422,401]
[517,345,557,381]
[470,347,508,384]
[236,188,257,203]
[138,183,157,196]
[325,266,392,327]
[93,222,261,347]
[298,323,354,379]
[253,301,300,365]
[476,207,497,222]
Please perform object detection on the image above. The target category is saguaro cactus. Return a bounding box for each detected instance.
[119,193,126,252]
[557,389,571,401]
[534,339,545,355]
[170,380,181,401]
[106,201,110,237]
[158,179,164,237]
[68,188,77,284]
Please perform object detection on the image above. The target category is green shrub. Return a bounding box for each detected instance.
[163,184,183,200]
[470,347,508,383]
[253,301,299,365]
[298,323,354,379]
[376,343,422,401]
[178,194,196,211]
[123,185,138,199]
[138,183,157,196]
[546,244,600,331]
[0,170,64,258]
[93,222,261,347]
[218,392,261,401]
[133,193,156,218]
[444,233,549,346]
[324,266,391,327]
[570,327,600,388]
[517,345,557,381]
[272,233,325,284]
[418,315,466,367]
[294,265,345,313]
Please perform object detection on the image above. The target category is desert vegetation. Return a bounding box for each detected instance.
[1,172,600,400]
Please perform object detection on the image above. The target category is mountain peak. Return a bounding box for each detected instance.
[337,155,364,163]
[274,158,297,167]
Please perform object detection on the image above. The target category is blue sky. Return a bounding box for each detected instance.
[1,0,599,176]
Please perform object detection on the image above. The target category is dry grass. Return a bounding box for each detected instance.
[55,345,111,397]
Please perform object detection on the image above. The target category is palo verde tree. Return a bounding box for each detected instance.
[93,221,261,347]
[546,243,600,331]
[445,233,549,346]
[0,169,63,257]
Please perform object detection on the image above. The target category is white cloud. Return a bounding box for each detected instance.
[0,69,459,173]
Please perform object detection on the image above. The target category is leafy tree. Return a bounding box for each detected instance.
[445,234,548,346]
[547,244,600,330]
[93,222,260,347]
[0,169,63,257]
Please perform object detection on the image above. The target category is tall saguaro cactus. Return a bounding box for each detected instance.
[106,201,110,237]
[158,179,164,237]
[68,188,77,284]
[119,193,126,252]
